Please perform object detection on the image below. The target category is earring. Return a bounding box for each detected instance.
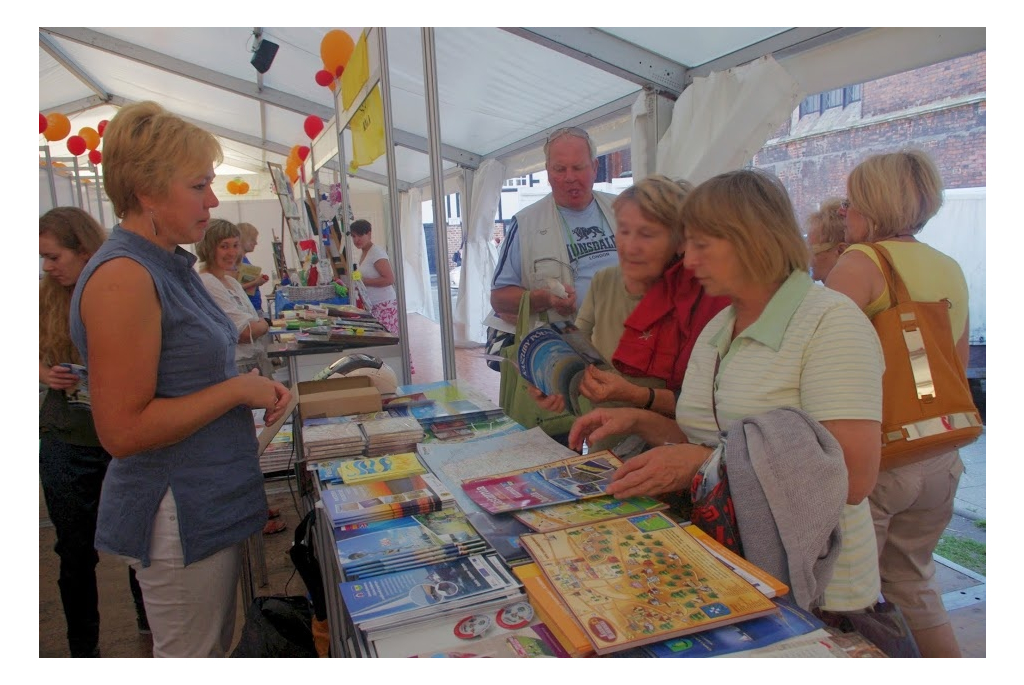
[149,210,159,237]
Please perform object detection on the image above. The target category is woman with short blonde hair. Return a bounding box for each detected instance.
[572,168,884,612]
[70,100,290,657]
[195,219,273,376]
[844,148,943,240]
[678,168,810,286]
[826,148,968,657]
[807,197,848,282]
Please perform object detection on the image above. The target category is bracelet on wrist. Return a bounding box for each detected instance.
[642,387,656,410]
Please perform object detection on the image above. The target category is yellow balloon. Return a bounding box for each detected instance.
[79,127,100,151]
[44,113,71,142]
[320,29,355,75]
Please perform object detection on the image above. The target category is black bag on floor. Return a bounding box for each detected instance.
[230,595,317,658]
[289,510,327,621]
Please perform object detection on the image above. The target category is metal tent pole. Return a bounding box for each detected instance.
[420,28,457,380]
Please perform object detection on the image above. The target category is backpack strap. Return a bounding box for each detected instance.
[863,242,913,307]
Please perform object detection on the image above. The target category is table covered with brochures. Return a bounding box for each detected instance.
[297,380,888,659]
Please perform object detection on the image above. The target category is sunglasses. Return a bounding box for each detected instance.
[546,126,590,143]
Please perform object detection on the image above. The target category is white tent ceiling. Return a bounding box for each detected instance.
[39,27,986,197]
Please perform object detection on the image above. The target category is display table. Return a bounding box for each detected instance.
[239,392,300,613]
[266,333,399,386]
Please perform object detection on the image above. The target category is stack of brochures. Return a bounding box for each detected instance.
[367,595,566,658]
[302,418,365,461]
[339,553,523,634]
[318,473,455,528]
[360,416,425,457]
[334,509,491,580]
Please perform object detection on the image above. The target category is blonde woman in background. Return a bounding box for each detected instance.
[826,149,969,657]
[237,221,270,316]
[806,197,847,283]
[196,219,274,378]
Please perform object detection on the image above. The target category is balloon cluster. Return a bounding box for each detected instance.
[40,112,109,165]
[226,178,251,195]
[314,29,355,92]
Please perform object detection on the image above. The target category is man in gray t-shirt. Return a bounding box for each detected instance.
[490,128,618,328]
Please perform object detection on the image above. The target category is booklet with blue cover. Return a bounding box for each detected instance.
[641,596,825,658]
[339,553,520,631]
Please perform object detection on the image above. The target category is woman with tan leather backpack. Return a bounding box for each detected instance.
[825,149,975,657]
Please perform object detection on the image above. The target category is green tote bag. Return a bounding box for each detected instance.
[497,292,577,438]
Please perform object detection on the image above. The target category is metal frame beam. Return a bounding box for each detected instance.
[687,27,870,80]
[40,27,335,121]
[501,27,688,96]
[39,32,111,101]
[46,95,110,117]
[41,27,478,171]
[485,92,637,164]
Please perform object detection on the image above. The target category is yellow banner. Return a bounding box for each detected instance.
[341,30,369,111]
[349,85,385,172]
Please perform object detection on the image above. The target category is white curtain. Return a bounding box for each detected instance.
[453,159,505,346]
[656,55,804,184]
[399,188,436,321]
[630,92,652,184]
[917,188,986,344]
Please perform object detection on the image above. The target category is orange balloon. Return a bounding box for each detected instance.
[286,167,299,184]
[44,113,71,142]
[238,181,250,195]
[226,179,240,194]
[79,127,100,151]
[320,30,354,75]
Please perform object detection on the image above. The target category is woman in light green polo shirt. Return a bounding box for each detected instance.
[569,168,885,612]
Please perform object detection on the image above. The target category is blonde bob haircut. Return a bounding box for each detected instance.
[612,174,693,248]
[680,168,809,284]
[102,101,223,219]
[237,222,259,244]
[807,197,846,245]
[195,219,240,265]
[846,149,944,241]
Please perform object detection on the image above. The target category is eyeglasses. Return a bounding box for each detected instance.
[546,126,590,143]
[810,241,838,255]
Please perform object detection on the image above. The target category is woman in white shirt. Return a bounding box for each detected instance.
[195,219,272,376]
[350,219,412,373]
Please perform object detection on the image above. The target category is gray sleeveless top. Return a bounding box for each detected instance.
[70,227,265,566]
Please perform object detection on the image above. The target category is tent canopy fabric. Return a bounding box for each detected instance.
[39,27,985,359]
[40,27,984,188]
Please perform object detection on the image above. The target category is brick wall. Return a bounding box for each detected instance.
[754,50,986,228]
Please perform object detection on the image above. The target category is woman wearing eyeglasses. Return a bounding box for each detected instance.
[825,149,969,657]
[571,169,885,612]
[527,175,728,428]
[806,197,847,282]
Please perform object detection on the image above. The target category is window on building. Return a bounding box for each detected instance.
[503,176,529,187]
[799,84,862,118]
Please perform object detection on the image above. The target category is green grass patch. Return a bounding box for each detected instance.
[935,535,985,576]
[974,519,986,530]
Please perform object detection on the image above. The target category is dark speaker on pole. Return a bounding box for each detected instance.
[251,39,279,74]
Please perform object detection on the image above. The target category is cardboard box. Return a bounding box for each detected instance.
[297,376,382,420]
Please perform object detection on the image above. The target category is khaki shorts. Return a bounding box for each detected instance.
[869,450,964,631]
